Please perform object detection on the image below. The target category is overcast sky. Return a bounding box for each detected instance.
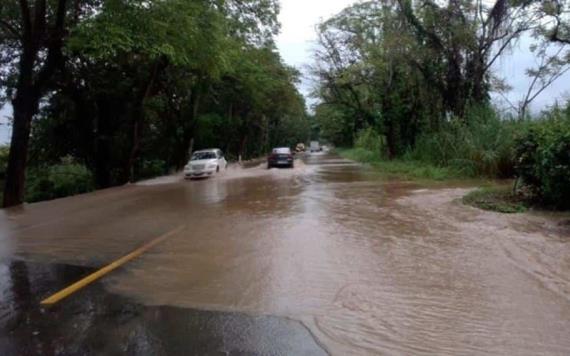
[1,0,569,144]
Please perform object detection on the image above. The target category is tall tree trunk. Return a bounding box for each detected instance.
[239,135,247,161]
[3,72,39,207]
[385,120,397,159]
[124,117,141,183]
[93,97,111,188]
[123,60,163,183]
[2,0,68,207]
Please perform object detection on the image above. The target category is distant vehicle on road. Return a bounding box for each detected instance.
[310,141,321,152]
[296,143,306,152]
[184,149,227,179]
[267,147,294,168]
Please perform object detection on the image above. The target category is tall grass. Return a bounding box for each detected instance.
[338,147,462,180]
[343,106,522,180]
[408,106,519,178]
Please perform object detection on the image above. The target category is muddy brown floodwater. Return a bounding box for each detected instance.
[2,152,570,355]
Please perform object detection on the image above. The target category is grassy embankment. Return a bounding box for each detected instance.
[462,186,528,213]
[336,147,464,181]
[338,146,531,213]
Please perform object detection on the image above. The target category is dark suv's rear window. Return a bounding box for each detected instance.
[273,148,291,154]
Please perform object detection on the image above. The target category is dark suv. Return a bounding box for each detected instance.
[267,147,294,168]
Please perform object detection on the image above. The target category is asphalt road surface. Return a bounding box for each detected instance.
[1,152,570,355]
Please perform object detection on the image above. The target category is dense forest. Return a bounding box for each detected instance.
[0,0,309,206]
[311,0,570,209]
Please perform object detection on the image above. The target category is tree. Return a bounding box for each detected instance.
[0,0,80,207]
[495,1,570,118]
[311,0,565,158]
[537,0,570,45]
[67,0,229,183]
[397,0,545,117]
[519,42,569,118]
[0,0,307,203]
[311,1,439,156]
[1,0,287,203]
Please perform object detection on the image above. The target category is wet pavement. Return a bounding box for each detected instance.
[1,261,325,355]
[1,152,570,355]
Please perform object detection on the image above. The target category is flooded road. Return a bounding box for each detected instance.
[1,152,570,355]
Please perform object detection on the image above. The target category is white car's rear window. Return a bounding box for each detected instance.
[192,151,217,160]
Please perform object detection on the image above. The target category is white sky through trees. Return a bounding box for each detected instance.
[274,0,570,113]
[1,0,569,144]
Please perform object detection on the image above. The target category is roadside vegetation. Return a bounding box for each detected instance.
[463,187,528,214]
[25,157,95,203]
[0,145,8,202]
[513,106,570,210]
[337,100,570,212]
[312,1,570,213]
[0,0,310,206]
[336,148,462,181]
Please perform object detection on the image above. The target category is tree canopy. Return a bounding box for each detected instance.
[0,0,309,205]
[311,0,570,156]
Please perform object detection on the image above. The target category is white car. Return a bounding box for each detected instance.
[184,149,228,179]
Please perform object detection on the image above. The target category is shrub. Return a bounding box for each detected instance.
[26,157,95,203]
[354,127,386,157]
[410,106,518,178]
[137,159,167,180]
[514,107,570,209]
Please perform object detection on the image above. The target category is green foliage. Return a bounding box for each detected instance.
[354,128,386,158]
[0,145,8,179]
[514,105,570,209]
[340,106,519,179]
[1,0,307,204]
[337,148,461,180]
[26,158,95,203]
[339,147,381,165]
[68,0,228,74]
[137,159,167,180]
[15,0,307,198]
[311,1,554,163]
[463,187,528,214]
[314,104,355,147]
[410,106,518,178]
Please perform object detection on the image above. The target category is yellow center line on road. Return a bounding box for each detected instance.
[40,225,186,306]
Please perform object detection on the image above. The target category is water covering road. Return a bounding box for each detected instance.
[1,152,570,355]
